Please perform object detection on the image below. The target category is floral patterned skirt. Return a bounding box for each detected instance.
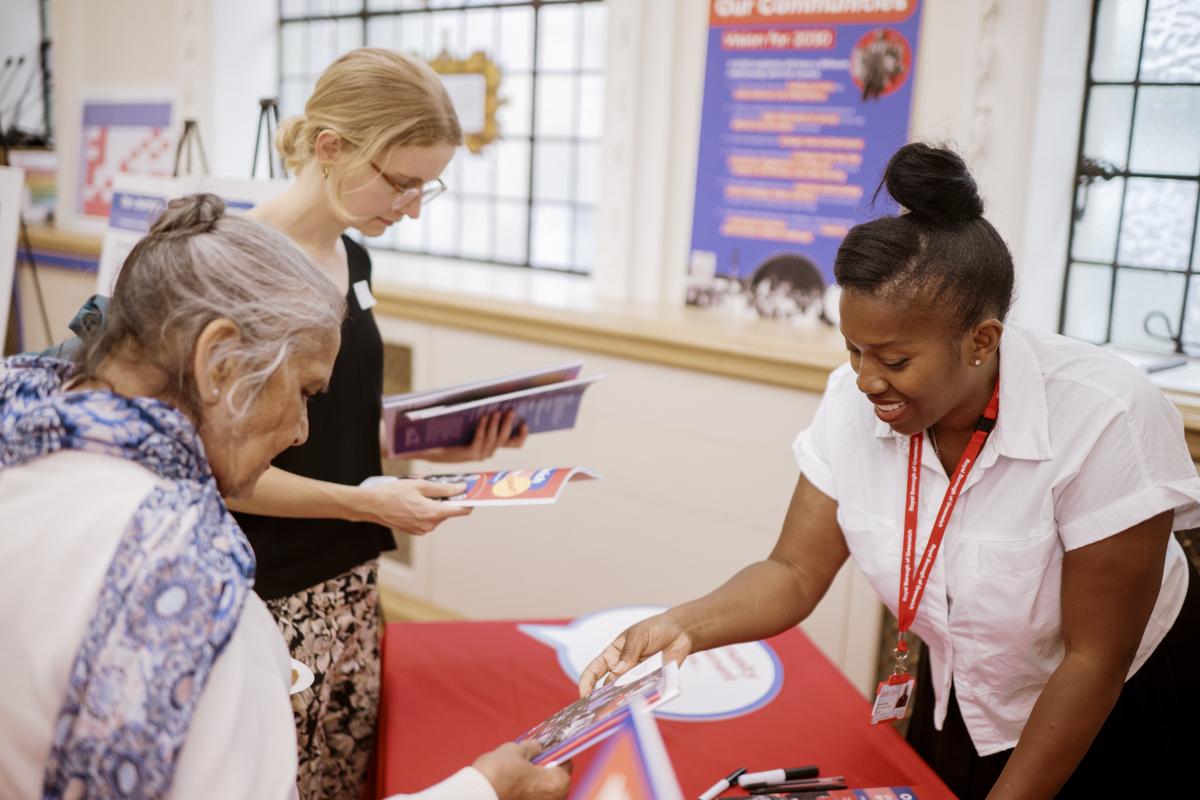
[266,560,381,800]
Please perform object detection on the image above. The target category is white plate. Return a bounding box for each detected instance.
[289,658,314,695]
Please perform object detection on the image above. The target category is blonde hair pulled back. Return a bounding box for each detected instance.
[276,48,462,218]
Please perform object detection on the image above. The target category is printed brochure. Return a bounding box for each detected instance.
[424,468,598,506]
[360,468,598,507]
[383,362,601,456]
[520,661,680,768]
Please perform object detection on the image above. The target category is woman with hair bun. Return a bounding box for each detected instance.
[577,144,1200,798]
[0,195,567,800]
[229,48,527,798]
[0,194,344,798]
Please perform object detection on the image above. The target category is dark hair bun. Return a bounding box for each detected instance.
[883,143,984,226]
[148,193,226,238]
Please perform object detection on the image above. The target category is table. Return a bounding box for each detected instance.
[376,620,954,799]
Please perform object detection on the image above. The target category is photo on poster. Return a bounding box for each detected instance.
[686,1,923,326]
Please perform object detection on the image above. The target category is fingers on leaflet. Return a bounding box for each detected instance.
[617,628,649,672]
[577,657,607,695]
[579,640,624,695]
[481,415,503,458]
[471,417,489,450]
[418,480,467,497]
[515,739,541,760]
[470,414,492,458]
[497,410,516,444]
[512,423,530,447]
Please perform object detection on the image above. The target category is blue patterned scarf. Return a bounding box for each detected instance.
[0,356,256,799]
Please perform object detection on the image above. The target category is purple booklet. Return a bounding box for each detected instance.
[383,363,602,456]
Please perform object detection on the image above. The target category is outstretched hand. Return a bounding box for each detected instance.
[577,612,695,696]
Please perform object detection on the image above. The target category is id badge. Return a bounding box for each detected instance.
[353,279,378,310]
[870,676,916,725]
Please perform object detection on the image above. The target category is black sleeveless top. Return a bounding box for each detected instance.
[235,236,394,599]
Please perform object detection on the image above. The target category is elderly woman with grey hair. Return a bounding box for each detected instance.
[0,194,568,800]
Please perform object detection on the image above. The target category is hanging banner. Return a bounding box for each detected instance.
[687,0,922,325]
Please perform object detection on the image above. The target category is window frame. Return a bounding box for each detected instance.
[276,0,605,276]
[1058,0,1200,353]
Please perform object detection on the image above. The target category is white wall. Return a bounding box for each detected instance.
[211,0,279,179]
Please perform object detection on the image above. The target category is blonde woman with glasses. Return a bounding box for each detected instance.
[229,48,528,798]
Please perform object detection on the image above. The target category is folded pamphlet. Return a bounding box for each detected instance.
[360,467,598,507]
[425,467,598,506]
[383,362,602,457]
[519,661,681,768]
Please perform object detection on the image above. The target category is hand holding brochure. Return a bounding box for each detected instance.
[425,467,598,506]
[383,362,602,456]
[360,467,598,507]
[519,661,680,767]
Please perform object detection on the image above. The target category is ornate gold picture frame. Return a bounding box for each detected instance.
[428,50,504,155]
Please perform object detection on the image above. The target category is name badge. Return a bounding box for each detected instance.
[353,279,377,310]
[870,676,916,725]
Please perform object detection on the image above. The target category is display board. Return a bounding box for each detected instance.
[74,97,176,229]
[687,0,923,325]
[0,166,25,345]
[96,173,287,294]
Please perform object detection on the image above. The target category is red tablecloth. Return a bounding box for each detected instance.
[376,620,954,799]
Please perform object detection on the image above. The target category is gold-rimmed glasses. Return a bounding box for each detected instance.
[368,160,447,210]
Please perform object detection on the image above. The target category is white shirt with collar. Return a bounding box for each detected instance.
[793,325,1200,756]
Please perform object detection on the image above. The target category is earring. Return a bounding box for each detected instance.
[972,359,982,366]
[321,166,329,179]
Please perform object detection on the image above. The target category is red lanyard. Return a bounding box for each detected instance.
[893,380,1000,674]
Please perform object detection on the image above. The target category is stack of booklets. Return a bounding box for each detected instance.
[383,362,602,457]
[519,661,680,768]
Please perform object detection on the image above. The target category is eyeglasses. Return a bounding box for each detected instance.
[368,160,447,210]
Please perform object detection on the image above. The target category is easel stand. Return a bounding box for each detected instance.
[251,97,287,179]
[173,118,209,177]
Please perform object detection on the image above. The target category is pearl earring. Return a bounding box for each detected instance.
[973,359,982,366]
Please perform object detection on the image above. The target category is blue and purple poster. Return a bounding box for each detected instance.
[687,0,922,323]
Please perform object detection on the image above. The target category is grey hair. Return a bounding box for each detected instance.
[80,193,346,420]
